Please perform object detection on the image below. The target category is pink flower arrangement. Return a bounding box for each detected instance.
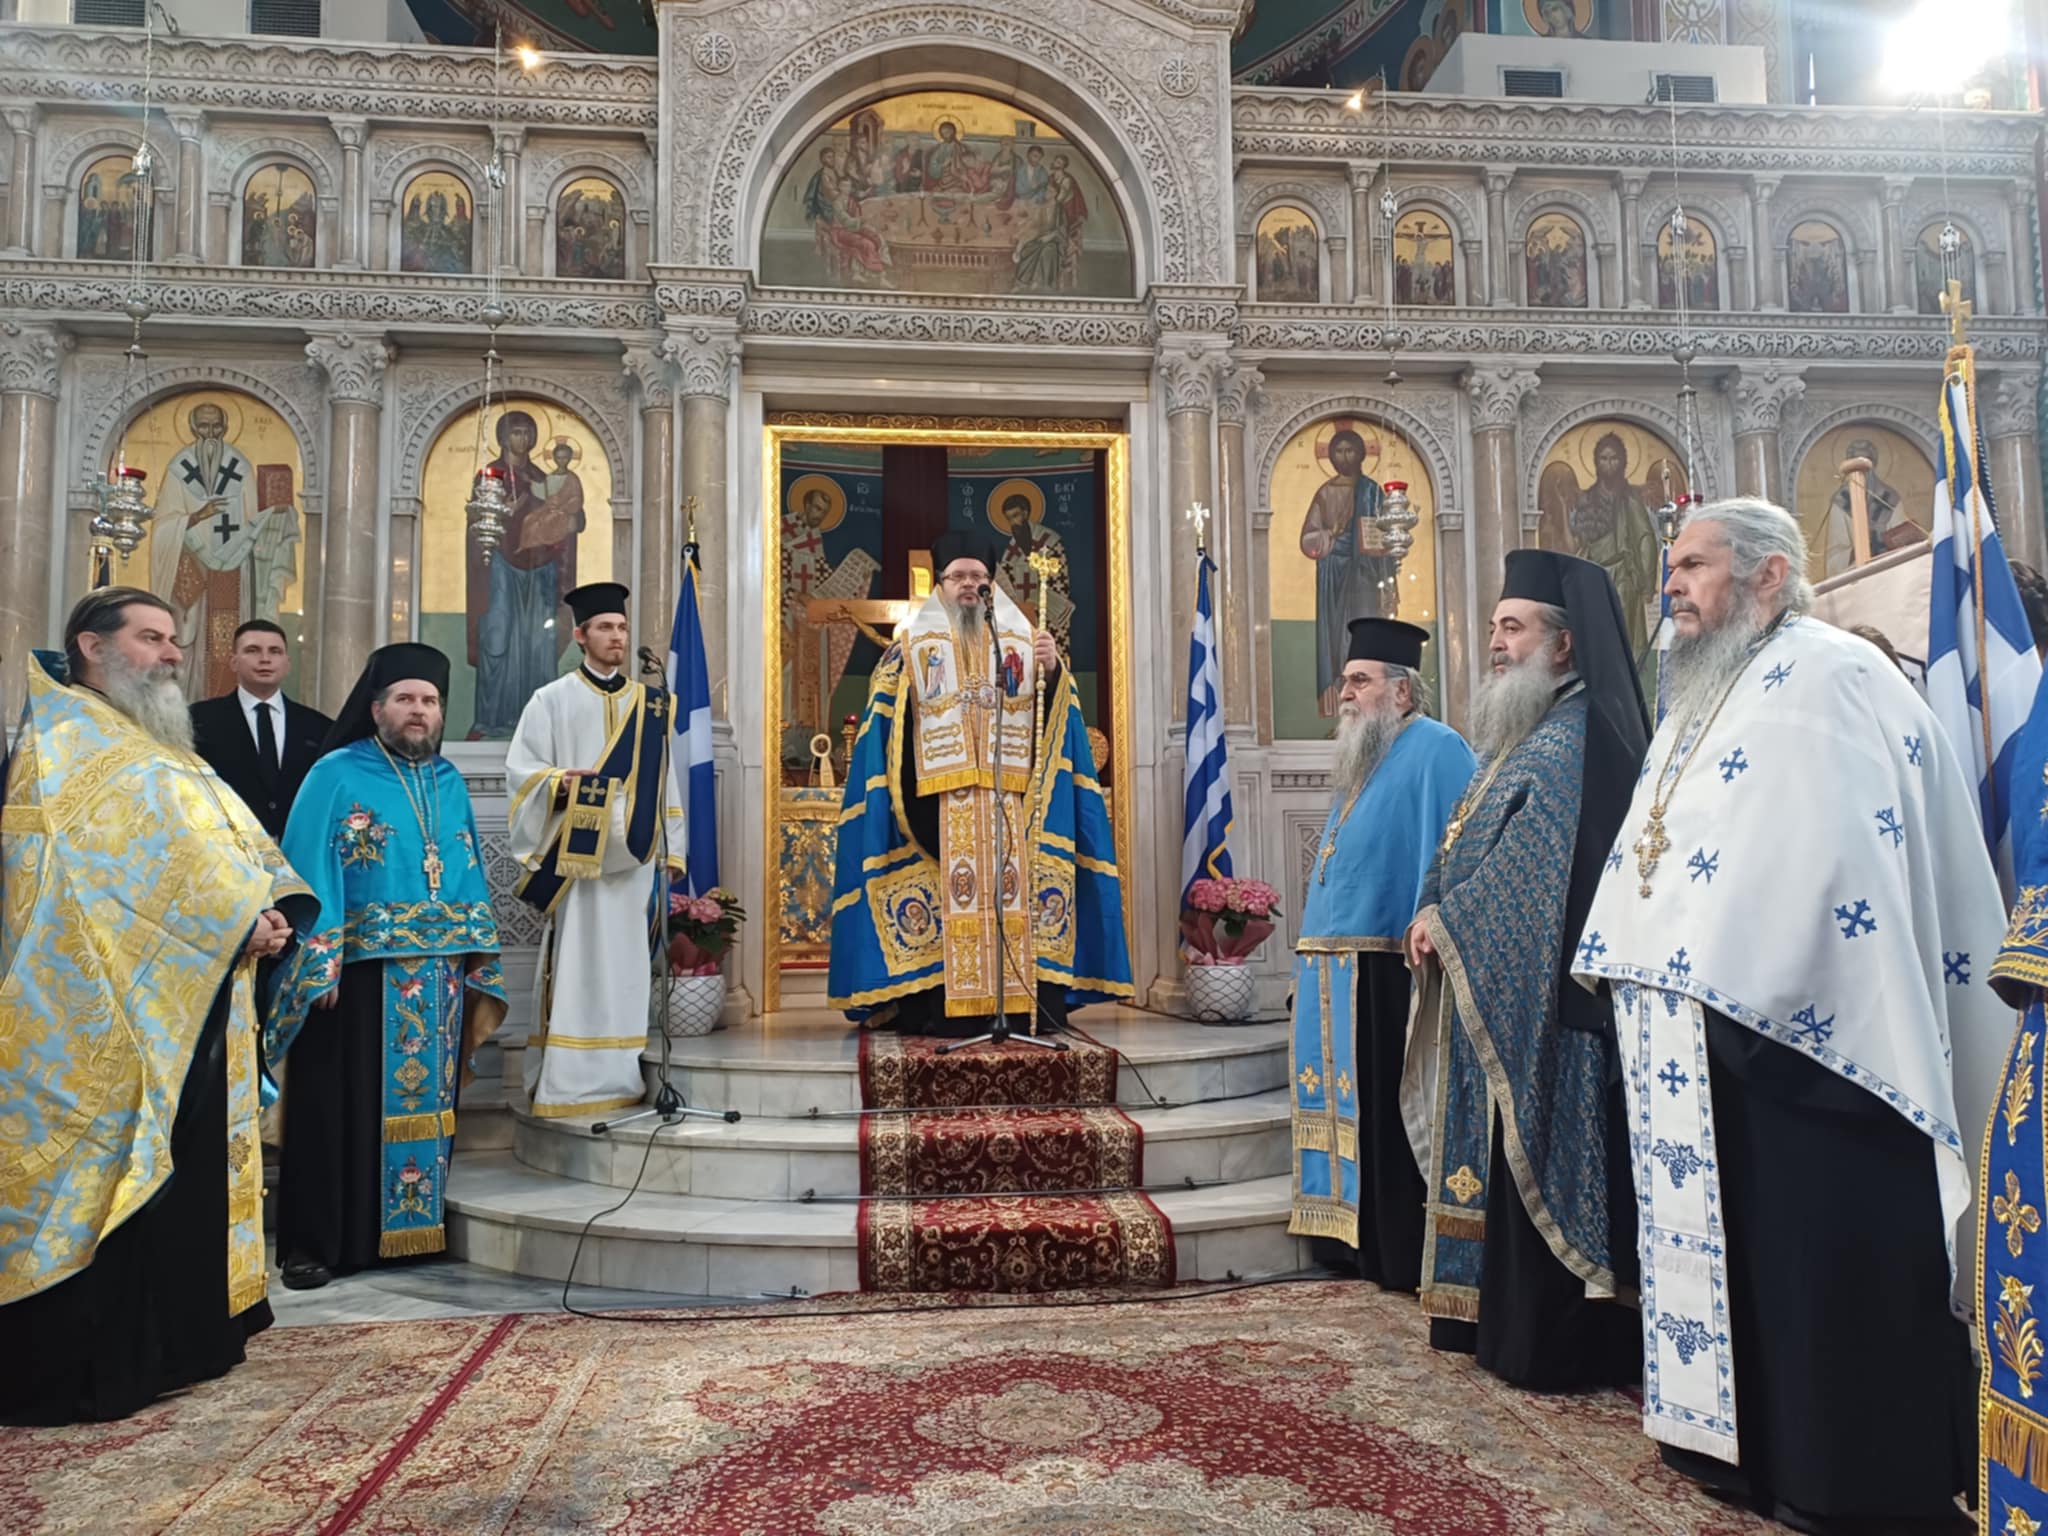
[1181,877,1283,965]
[665,885,747,977]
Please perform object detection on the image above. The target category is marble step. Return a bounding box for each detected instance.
[509,1088,1292,1198]
[446,1152,1305,1296]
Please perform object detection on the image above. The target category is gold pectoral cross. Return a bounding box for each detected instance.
[1317,837,1338,883]
[422,845,444,898]
[1633,811,1670,898]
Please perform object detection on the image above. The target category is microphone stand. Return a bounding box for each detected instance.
[940,585,1066,1056]
[594,642,741,1133]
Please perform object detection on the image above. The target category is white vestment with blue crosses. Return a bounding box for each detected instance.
[1572,615,2010,1465]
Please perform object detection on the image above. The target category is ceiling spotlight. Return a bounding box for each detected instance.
[1345,89,1365,111]
[516,44,543,71]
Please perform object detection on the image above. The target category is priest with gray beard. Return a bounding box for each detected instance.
[1574,498,2006,1533]
[1289,619,1475,1290]
[1401,549,1649,1390]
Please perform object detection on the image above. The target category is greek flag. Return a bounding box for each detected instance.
[1926,363,2041,899]
[1180,551,1233,903]
[666,546,718,895]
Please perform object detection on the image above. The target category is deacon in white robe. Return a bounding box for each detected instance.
[1572,498,2008,1531]
[507,581,685,1118]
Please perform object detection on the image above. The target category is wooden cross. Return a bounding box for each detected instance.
[1941,277,1974,346]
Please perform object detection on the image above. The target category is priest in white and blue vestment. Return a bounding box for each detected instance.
[1575,498,2007,1530]
[1401,548,1650,1391]
[1289,618,1474,1291]
[267,644,507,1291]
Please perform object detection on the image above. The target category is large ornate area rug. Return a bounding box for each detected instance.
[855,1032,1174,1293]
[0,1283,1775,1535]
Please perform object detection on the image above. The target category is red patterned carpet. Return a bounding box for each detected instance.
[856,1032,1174,1293]
[0,1283,1777,1535]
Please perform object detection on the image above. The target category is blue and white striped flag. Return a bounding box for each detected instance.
[1926,360,2041,899]
[1180,551,1233,904]
[666,545,718,896]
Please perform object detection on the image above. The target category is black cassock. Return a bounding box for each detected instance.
[1310,952,1427,1291]
[0,983,274,1424]
[1658,1013,1974,1525]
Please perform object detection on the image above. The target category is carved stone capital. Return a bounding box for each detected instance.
[673,326,738,399]
[1346,161,1379,193]
[0,320,68,398]
[329,115,367,152]
[1619,172,1648,200]
[304,331,392,406]
[1215,363,1265,428]
[1483,167,1514,198]
[622,340,677,410]
[1727,364,1807,437]
[165,108,204,142]
[1156,344,1224,416]
[2,105,37,138]
[1988,369,2043,439]
[1881,176,1912,205]
[1461,364,1541,432]
[1751,173,1781,200]
[493,125,526,157]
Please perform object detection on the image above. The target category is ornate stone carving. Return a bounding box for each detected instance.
[1250,390,1460,512]
[305,331,392,406]
[0,320,68,398]
[1508,184,1612,246]
[693,33,738,75]
[391,365,629,501]
[368,135,491,190]
[1149,285,1241,336]
[1641,190,1745,253]
[520,144,654,209]
[1215,362,1264,427]
[1387,181,1480,241]
[622,340,677,409]
[742,293,1154,349]
[330,116,367,152]
[1157,344,1223,414]
[1768,193,1877,253]
[1988,370,2043,440]
[1785,399,1941,489]
[70,356,326,492]
[1461,364,1541,432]
[1728,364,1807,436]
[652,267,751,320]
[1523,393,1725,507]
[1900,198,2011,257]
[206,132,341,198]
[674,328,739,399]
[767,410,1121,432]
[1233,176,1347,237]
[1159,57,1198,97]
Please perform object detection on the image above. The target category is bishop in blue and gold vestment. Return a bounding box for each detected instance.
[0,590,314,1423]
[1401,549,1649,1391]
[1289,618,1474,1291]
[829,532,1132,1032]
[267,644,505,1290]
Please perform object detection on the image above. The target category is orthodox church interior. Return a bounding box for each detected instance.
[0,0,2039,1527]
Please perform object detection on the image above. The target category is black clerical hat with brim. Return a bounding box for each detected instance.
[321,642,452,754]
[1499,547,1575,608]
[1346,617,1428,670]
[931,530,995,577]
[564,581,631,627]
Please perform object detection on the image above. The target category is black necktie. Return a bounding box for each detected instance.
[255,699,280,778]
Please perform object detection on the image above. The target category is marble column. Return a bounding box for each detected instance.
[0,322,65,707]
[1462,239,1485,305]
[1349,163,1379,305]
[1729,244,1753,311]
[167,110,203,264]
[493,128,524,274]
[1462,363,1542,619]
[1852,248,1880,314]
[1433,507,1471,729]
[1727,364,1806,505]
[1326,236,1351,303]
[304,332,392,714]
[1751,176,1782,311]
[1234,232,1253,289]
[331,116,365,270]
[1214,363,1262,730]
[623,341,679,649]
[1484,168,1513,307]
[3,107,37,257]
[1988,248,2015,317]
[2011,187,2040,316]
[1880,179,1912,314]
[1618,174,1645,308]
[1159,343,1222,723]
[1597,242,1620,308]
[38,183,63,259]
[1989,368,2048,575]
[675,326,737,710]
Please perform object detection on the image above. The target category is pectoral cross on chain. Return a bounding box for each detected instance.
[1633,811,1671,899]
[422,844,444,898]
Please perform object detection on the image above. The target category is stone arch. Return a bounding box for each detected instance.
[1901,208,1994,314]
[709,16,1202,284]
[1236,179,1344,237]
[1509,186,1612,248]
[1253,395,1458,518]
[387,159,484,273]
[1641,194,1737,312]
[1245,196,1326,302]
[74,366,324,497]
[373,141,490,194]
[1391,182,1477,242]
[213,139,338,201]
[1902,202,2004,257]
[228,152,331,267]
[54,128,179,260]
[1523,398,1722,510]
[539,160,633,279]
[1785,402,1940,495]
[393,372,630,504]
[530,149,649,216]
[1770,196,1876,255]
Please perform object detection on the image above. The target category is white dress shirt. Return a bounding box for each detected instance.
[238,686,285,768]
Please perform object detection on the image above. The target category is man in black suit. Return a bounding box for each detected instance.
[190,620,334,841]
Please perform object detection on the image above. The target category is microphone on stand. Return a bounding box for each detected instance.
[637,645,665,677]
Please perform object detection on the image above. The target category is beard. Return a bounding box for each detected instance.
[944,589,986,642]
[376,718,443,763]
[1470,640,1563,760]
[1666,592,1771,729]
[1333,697,1403,803]
[194,435,222,490]
[100,648,194,752]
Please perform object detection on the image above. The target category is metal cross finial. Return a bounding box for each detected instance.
[1026,547,1060,585]
[681,493,701,548]
[1941,277,1974,346]
[1185,501,1212,552]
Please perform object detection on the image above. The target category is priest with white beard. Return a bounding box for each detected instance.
[1290,619,1474,1291]
[507,582,685,1119]
[1401,549,1649,1391]
[1572,498,2007,1532]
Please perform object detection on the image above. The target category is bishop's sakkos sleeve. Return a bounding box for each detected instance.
[264,751,352,1063]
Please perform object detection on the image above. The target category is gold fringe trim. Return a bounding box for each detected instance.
[829,975,943,1010]
[1295,935,1406,954]
[528,1092,645,1120]
[1421,1286,1480,1322]
[1987,1396,2048,1491]
[379,1225,447,1259]
[1435,1212,1486,1241]
[384,1109,457,1143]
[1289,1204,1362,1243]
[228,1275,267,1314]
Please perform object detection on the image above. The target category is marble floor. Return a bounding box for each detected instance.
[263,1247,744,1326]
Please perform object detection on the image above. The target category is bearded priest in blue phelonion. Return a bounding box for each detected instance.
[265,643,506,1292]
[828,529,1133,1034]
[1289,618,1474,1291]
